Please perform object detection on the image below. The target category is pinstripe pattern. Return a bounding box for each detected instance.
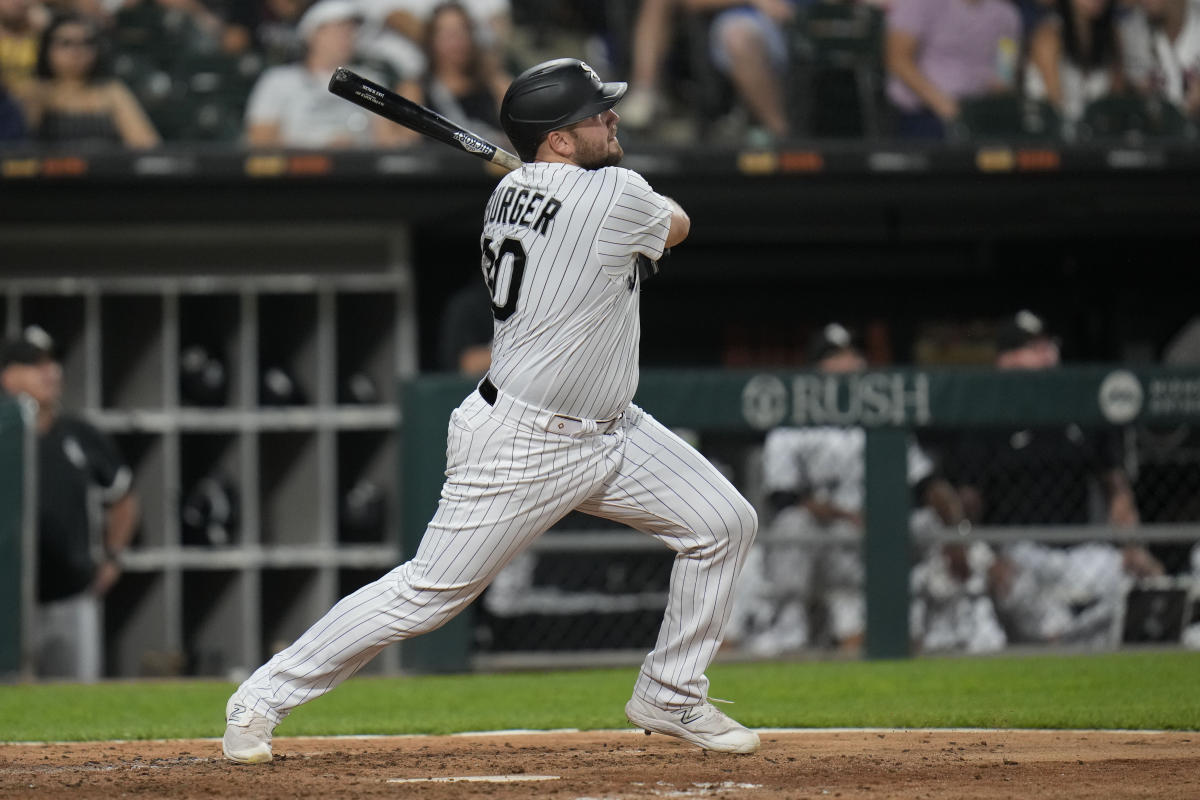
[576,406,757,707]
[236,394,756,722]
[762,427,935,509]
[485,162,670,419]
[231,160,757,726]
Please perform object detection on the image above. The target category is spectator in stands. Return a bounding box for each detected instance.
[733,322,1000,655]
[1011,0,1058,35]
[23,12,160,147]
[220,0,312,64]
[884,0,1023,138]
[1119,0,1200,120]
[357,0,511,86]
[356,0,425,81]
[87,0,230,51]
[1025,0,1128,124]
[0,0,47,96]
[0,80,24,139]
[1,326,141,682]
[452,0,512,74]
[244,0,407,148]
[620,0,683,131]
[935,309,1164,646]
[685,0,797,142]
[158,0,227,44]
[396,1,510,146]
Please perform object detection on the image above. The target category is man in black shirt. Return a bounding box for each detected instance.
[944,311,1138,527]
[935,311,1161,645]
[437,279,494,376]
[1,327,140,680]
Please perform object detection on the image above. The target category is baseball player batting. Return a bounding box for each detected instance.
[223,57,760,762]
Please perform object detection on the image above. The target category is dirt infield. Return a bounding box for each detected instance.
[1,729,1196,799]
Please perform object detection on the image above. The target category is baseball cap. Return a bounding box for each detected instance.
[995,309,1057,353]
[0,325,56,370]
[806,322,858,364]
[297,0,362,40]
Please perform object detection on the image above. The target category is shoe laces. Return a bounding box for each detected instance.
[245,713,273,737]
[682,697,735,723]
[231,707,273,740]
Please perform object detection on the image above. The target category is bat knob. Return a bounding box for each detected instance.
[329,66,352,90]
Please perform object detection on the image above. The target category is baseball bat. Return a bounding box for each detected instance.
[328,67,523,172]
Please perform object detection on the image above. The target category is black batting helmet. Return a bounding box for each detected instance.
[500,58,627,162]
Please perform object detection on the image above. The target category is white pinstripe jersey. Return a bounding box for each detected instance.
[480,161,672,419]
[762,427,934,511]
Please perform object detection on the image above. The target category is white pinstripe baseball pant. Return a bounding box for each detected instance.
[234,385,758,723]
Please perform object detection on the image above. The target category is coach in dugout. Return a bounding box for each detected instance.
[929,310,1163,646]
[0,326,140,682]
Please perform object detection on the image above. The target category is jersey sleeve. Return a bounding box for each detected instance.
[1085,427,1126,474]
[886,0,932,37]
[762,428,811,494]
[244,68,288,125]
[595,169,672,274]
[905,438,935,487]
[70,418,133,505]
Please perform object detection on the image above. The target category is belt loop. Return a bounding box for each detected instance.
[479,377,497,406]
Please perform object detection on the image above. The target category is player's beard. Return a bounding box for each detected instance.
[569,130,623,170]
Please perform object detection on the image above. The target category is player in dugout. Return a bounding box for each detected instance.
[1,326,140,681]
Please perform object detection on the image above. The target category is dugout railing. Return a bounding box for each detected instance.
[400,365,1200,672]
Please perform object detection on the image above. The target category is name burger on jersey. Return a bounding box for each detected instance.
[484,186,562,235]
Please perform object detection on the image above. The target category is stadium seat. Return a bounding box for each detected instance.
[789,1,886,138]
[682,12,738,142]
[113,2,201,69]
[1076,93,1197,142]
[178,97,245,142]
[119,62,180,139]
[166,51,263,142]
[948,94,1063,143]
[114,1,256,141]
[174,50,262,99]
[112,50,162,94]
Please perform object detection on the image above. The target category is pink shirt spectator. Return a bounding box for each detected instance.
[886,0,1022,113]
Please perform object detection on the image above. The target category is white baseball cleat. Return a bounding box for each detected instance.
[625,695,760,754]
[223,697,274,764]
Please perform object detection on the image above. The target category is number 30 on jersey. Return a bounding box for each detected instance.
[481,237,526,322]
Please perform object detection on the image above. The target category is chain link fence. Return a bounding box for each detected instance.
[471,423,1200,664]
[401,368,1200,670]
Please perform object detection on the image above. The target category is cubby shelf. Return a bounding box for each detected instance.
[3,269,413,679]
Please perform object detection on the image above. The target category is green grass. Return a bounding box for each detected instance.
[2,651,1198,742]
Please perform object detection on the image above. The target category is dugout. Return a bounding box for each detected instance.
[3,140,1200,679]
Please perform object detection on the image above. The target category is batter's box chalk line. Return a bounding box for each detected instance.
[576,781,764,800]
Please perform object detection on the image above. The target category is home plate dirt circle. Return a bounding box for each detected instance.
[1,728,1196,799]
